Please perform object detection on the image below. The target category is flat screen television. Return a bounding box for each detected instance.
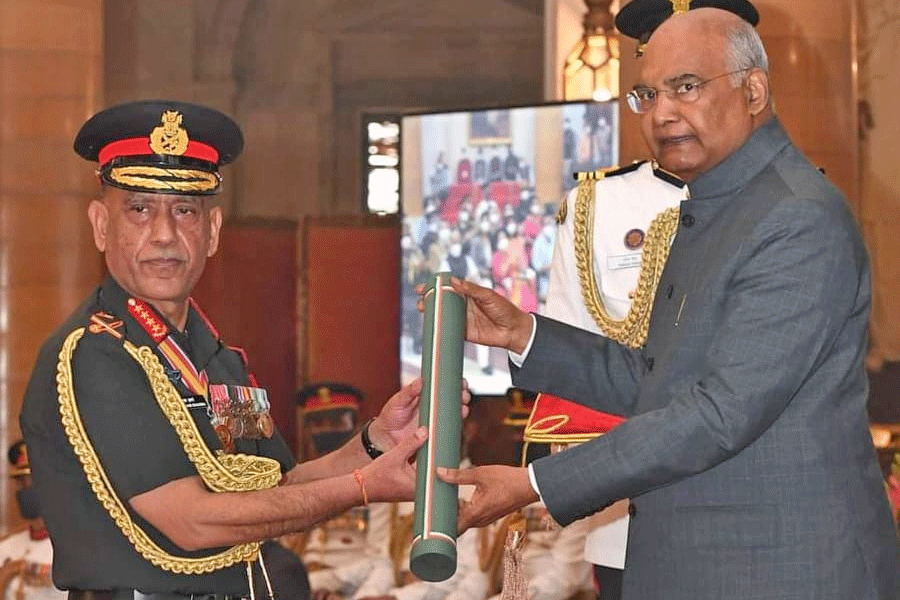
[400,100,619,395]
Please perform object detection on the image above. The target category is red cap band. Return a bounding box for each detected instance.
[98,137,220,167]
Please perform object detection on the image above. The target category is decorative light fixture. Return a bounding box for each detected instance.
[563,0,620,101]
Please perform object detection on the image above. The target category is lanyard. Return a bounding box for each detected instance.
[126,297,208,399]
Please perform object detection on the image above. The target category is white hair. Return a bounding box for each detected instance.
[724,20,769,86]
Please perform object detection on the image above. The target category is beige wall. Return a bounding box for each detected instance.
[859,0,900,367]
[105,0,544,221]
[0,0,103,532]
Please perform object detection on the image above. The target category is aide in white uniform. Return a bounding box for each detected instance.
[307,502,393,599]
[376,482,489,600]
[296,384,371,574]
[542,160,686,592]
[310,459,489,600]
[0,440,65,600]
[483,503,592,600]
[0,529,58,600]
[310,398,495,600]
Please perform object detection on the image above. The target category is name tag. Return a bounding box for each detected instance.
[182,395,208,410]
[607,252,642,271]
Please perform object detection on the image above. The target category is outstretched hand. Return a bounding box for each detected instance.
[369,377,470,452]
[437,464,538,532]
[417,277,533,354]
[362,426,428,503]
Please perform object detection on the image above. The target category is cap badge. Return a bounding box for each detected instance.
[149,110,190,156]
[670,0,691,14]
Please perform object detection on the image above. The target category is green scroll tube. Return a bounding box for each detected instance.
[410,272,465,582]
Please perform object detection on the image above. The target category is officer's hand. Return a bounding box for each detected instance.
[361,427,427,503]
[370,378,470,452]
[417,277,533,354]
[437,464,538,532]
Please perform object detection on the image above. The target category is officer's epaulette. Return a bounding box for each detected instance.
[572,160,647,182]
[651,162,687,188]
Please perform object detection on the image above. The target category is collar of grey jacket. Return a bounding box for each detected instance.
[687,117,790,200]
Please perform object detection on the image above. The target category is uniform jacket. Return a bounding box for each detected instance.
[20,277,296,595]
[546,160,686,326]
[514,118,900,599]
[544,160,687,569]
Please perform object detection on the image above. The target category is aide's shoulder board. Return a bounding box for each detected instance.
[652,163,687,188]
[572,160,646,183]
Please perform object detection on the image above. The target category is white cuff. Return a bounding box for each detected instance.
[508,314,537,367]
[527,462,545,503]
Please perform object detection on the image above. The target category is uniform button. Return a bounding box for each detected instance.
[681,214,695,227]
[628,503,637,517]
[666,284,674,299]
[646,357,655,371]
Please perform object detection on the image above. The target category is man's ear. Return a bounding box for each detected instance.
[746,68,770,116]
[87,200,109,253]
[207,205,223,257]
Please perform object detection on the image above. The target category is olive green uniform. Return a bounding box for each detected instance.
[20,276,295,595]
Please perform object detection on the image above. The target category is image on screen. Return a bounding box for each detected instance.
[400,100,619,395]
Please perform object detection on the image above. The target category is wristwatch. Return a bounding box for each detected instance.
[361,418,384,459]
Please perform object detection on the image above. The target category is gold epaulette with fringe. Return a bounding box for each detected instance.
[56,328,281,574]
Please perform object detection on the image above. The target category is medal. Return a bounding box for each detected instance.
[237,386,259,438]
[214,423,234,453]
[624,228,645,250]
[251,388,274,439]
[227,413,244,438]
[257,413,274,438]
[243,408,260,438]
[209,383,272,443]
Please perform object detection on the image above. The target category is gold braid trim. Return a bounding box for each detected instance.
[108,166,220,193]
[573,178,679,348]
[523,413,599,445]
[388,504,415,586]
[56,328,282,573]
[478,512,524,595]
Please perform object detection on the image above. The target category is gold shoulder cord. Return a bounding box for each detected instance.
[572,178,679,348]
[56,328,282,574]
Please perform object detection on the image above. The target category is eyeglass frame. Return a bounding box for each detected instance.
[625,68,753,114]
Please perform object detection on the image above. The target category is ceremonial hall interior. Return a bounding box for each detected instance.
[0,0,899,593]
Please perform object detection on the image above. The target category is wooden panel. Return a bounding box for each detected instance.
[302,215,401,422]
[192,219,299,454]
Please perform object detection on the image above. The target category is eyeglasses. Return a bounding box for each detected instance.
[625,68,751,114]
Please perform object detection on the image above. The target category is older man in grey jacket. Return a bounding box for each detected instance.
[439,7,900,600]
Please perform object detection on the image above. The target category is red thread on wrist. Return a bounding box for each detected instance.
[353,469,369,506]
